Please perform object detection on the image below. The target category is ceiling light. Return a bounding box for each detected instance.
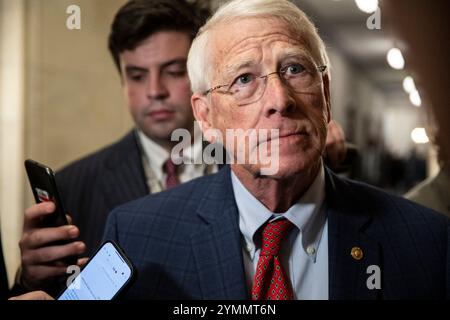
[355,0,378,13]
[387,48,405,70]
[411,128,429,144]
[409,90,422,107]
[402,76,416,94]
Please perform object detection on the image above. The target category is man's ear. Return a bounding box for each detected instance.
[323,73,331,123]
[191,93,215,143]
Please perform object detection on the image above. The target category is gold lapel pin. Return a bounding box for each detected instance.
[351,247,364,260]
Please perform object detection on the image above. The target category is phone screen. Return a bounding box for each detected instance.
[58,241,134,300]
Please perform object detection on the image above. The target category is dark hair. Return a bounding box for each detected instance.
[108,0,210,71]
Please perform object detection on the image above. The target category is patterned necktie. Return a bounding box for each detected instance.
[163,159,180,189]
[251,219,294,300]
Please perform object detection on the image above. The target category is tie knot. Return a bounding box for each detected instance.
[163,158,179,175]
[260,219,293,256]
[163,158,180,189]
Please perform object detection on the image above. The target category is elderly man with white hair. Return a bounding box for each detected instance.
[10,0,449,302]
[100,0,448,300]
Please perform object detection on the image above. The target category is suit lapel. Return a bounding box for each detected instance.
[101,130,149,210]
[191,166,248,299]
[326,168,381,300]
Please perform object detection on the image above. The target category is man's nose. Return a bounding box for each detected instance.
[263,74,295,116]
[146,74,169,100]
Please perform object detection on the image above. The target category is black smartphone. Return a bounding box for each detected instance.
[24,159,69,227]
[57,241,136,300]
[25,159,78,265]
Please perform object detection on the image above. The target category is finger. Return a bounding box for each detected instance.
[21,264,69,286]
[9,290,54,300]
[24,202,56,230]
[22,241,86,265]
[21,225,79,249]
[66,214,73,225]
[77,257,89,267]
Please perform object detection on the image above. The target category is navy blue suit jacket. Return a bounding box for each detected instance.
[104,166,450,299]
[56,131,148,256]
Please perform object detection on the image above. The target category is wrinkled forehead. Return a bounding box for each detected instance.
[208,18,314,75]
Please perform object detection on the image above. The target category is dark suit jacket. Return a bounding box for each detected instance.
[56,131,148,257]
[104,165,450,299]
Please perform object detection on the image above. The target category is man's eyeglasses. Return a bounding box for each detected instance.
[203,63,327,106]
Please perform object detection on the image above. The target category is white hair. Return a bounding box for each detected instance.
[187,0,330,94]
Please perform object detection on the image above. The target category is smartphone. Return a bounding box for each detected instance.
[57,241,136,300]
[25,159,78,265]
[24,159,69,228]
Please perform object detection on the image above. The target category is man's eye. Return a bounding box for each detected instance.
[129,74,144,82]
[234,73,254,86]
[165,70,187,77]
[283,63,305,75]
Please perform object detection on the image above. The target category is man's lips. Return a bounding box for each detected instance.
[278,131,309,139]
[255,130,309,146]
[147,110,175,120]
[268,130,309,141]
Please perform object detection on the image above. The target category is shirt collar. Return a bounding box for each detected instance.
[137,129,169,182]
[137,126,205,181]
[232,162,326,260]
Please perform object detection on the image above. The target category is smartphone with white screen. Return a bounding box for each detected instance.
[57,241,136,300]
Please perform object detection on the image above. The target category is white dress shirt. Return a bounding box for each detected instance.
[231,163,329,299]
[137,128,213,192]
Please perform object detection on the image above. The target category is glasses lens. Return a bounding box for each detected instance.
[288,67,322,94]
[233,67,323,106]
[228,76,260,103]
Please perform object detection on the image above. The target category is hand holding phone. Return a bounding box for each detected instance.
[19,159,84,290]
[58,241,136,300]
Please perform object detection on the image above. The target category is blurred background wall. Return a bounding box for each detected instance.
[0,0,440,286]
[0,0,130,285]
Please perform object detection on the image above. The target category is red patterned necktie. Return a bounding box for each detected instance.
[251,219,294,300]
[163,159,180,189]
